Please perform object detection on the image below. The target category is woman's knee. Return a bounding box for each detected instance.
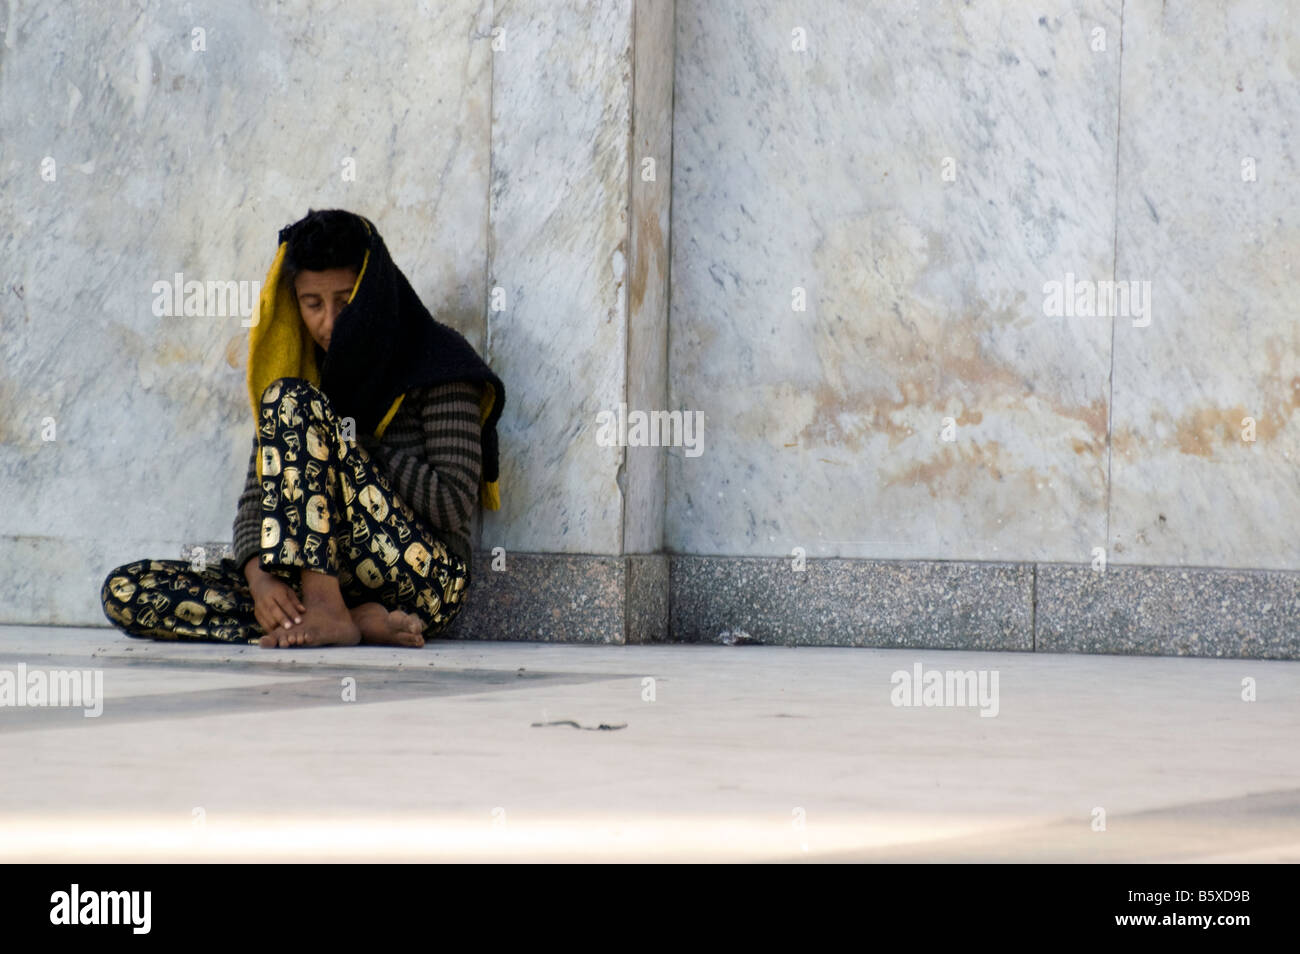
[261,378,333,417]
[101,563,143,606]
[260,380,341,460]
[101,565,141,629]
[262,376,312,402]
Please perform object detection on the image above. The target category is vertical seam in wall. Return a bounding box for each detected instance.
[479,0,497,563]
[663,1,677,641]
[1031,563,1038,652]
[1104,1,1125,555]
[623,0,636,642]
[665,554,673,644]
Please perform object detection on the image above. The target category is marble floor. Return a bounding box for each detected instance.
[0,626,1297,862]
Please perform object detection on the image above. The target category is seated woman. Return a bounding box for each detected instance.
[100,209,505,648]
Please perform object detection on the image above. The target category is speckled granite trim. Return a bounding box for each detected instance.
[62,544,1300,658]
[626,554,669,644]
[447,551,669,644]
[668,556,1034,650]
[1035,564,1300,659]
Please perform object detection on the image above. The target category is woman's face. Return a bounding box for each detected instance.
[293,267,359,351]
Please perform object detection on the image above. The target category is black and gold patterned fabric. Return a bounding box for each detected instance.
[101,377,469,644]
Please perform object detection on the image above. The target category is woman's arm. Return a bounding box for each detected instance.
[232,434,263,575]
[375,382,483,538]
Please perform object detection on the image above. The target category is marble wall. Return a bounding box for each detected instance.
[0,0,496,622]
[669,0,1300,570]
[1108,1,1300,569]
[4,0,1296,629]
[484,0,633,557]
[484,0,672,561]
[1,0,672,626]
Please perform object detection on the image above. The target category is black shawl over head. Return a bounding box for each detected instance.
[255,210,505,509]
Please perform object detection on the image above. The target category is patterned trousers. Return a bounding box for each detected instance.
[100,377,470,644]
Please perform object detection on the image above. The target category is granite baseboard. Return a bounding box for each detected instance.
[446,551,669,644]
[668,555,1033,650]
[449,552,1300,659]
[1035,563,1300,659]
[16,541,1299,659]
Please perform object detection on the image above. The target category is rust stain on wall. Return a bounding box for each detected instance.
[0,378,23,444]
[154,338,201,366]
[789,210,1112,508]
[880,440,1055,498]
[1115,355,1299,458]
[795,317,1107,457]
[1055,396,1107,442]
[1174,405,1257,456]
[629,202,664,316]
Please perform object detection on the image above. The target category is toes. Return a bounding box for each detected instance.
[393,611,423,635]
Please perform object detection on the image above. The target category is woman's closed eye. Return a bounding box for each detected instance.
[301,294,349,311]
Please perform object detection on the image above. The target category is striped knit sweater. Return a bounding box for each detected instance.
[231,381,484,579]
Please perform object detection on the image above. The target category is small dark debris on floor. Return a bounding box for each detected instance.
[530,719,627,731]
[714,628,759,646]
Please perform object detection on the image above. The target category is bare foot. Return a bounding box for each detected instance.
[278,604,362,647]
[261,569,360,648]
[258,607,360,647]
[350,603,426,647]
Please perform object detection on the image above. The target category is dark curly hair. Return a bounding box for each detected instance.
[280,208,370,288]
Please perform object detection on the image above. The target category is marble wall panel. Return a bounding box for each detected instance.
[483,0,635,556]
[0,0,493,621]
[1108,0,1300,569]
[669,1,1121,563]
